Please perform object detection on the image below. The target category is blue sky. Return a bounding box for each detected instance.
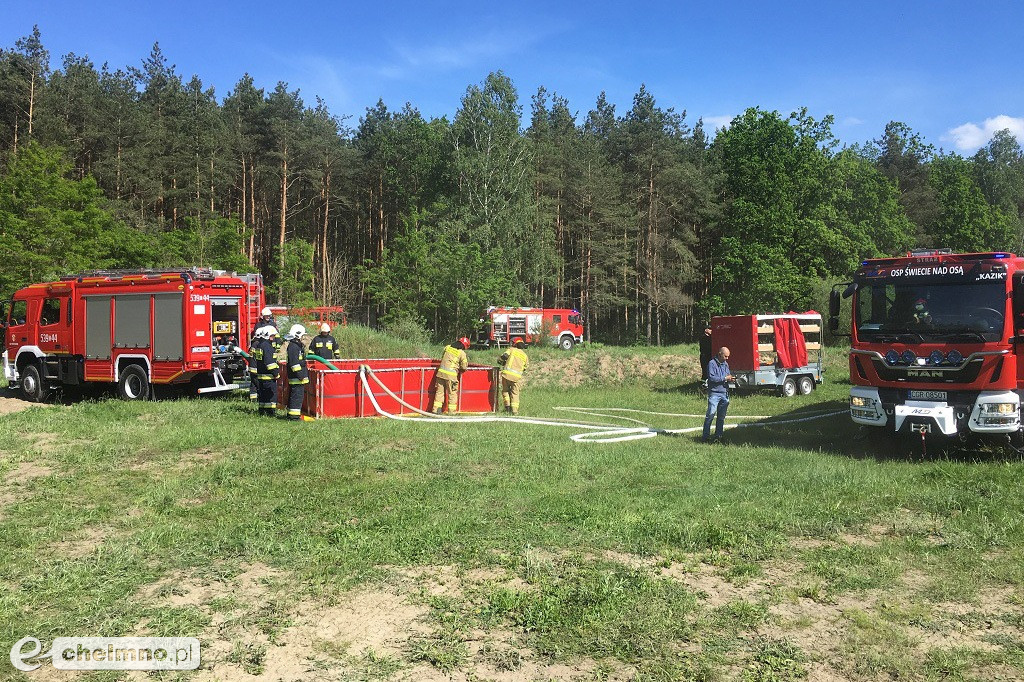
[3,0,1022,153]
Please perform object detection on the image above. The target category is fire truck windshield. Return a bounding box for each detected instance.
[855,281,1006,343]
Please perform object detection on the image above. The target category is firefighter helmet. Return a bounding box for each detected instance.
[458,336,470,349]
[513,337,525,348]
[288,324,306,340]
[320,323,331,334]
[260,306,272,317]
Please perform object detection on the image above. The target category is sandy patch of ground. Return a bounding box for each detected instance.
[47,526,110,559]
[23,549,1024,681]
[130,446,229,473]
[598,549,1024,680]
[1,460,55,519]
[132,563,433,681]
[0,396,47,416]
[4,461,54,484]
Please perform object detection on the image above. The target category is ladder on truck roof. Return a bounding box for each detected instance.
[241,273,264,329]
[61,267,229,282]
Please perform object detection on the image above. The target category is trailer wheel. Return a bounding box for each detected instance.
[20,363,49,403]
[118,365,150,401]
[559,336,575,350]
[780,378,797,398]
[797,375,815,395]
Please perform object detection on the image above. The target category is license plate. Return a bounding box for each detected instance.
[909,390,947,401]
[910,423,932,434]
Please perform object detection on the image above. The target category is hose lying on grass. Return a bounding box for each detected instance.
[358,364,845,444]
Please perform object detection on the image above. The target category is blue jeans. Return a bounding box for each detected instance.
[703,392,729,441]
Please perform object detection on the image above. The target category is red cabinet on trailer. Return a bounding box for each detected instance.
[711,313,823,397]
[2,268,265,401]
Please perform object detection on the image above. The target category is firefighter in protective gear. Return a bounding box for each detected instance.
[310,323,338,360]
[432,337,470,415]
[249,327,280,416]
[498,338,529,415]
[254,307,277,336]
[250,307,277,400]
[283,324,309,420]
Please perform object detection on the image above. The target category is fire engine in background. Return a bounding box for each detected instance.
[831,249,1024,442]
[472,306,584,350]
[712,312,823,397]
[2,268,265,402]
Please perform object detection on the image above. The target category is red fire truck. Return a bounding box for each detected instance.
[472,307,584,350]
[2,268,265,401]
[830,249,1023,441]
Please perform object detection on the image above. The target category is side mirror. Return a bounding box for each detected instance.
[829,283,853,338]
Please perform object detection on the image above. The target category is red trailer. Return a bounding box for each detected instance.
[711,312,823,397]
[473,306,584,350]
[283,358,499,418]
[2,268,265,401]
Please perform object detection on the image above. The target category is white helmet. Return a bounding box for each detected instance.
[288,324,306,340]
[260,307,272,317]
[320,323,331,334]
[253,326,271,340]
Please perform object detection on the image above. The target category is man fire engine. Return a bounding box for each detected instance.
[282,324,309,420]
[3,268,265,401]
[498,338,530,415]
[432,337,470,415]
[248,326,280,416]
[831,249,1024,442]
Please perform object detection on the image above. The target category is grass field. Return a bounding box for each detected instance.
[1,340,1023,681]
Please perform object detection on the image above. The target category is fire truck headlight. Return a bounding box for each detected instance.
[947,349,964,365]
[982,403,1017,415]
[901,350,916,365]
[929,350,944,365]
[851,396,870,407]
[885,350,900,365]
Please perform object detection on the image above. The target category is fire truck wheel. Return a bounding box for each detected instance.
[559,336,575,350]
[117,365,150,401]
[780,378,797,398]
[797,376,815,395]
[20,363,49,403]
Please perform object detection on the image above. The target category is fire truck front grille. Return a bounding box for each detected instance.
[870,358,983,384]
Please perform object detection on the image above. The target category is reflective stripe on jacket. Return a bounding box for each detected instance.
[437,345,468,380]
[500,347,529,381]
[249,340,280,380]
[286,340,309,385]
[310,334,337,359]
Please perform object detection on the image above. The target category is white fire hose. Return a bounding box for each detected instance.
[357,365,845,444]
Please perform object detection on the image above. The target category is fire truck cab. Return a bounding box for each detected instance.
[832,249,1024,441]
[473,307,584,350]
[2,268,265,402]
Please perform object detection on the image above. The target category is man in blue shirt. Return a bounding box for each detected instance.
[702,346,734,443]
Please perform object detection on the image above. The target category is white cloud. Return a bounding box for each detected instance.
[385,28,545,78]
[943,115,1024,151]
[702,115,732,131]
[841,117,864,126]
